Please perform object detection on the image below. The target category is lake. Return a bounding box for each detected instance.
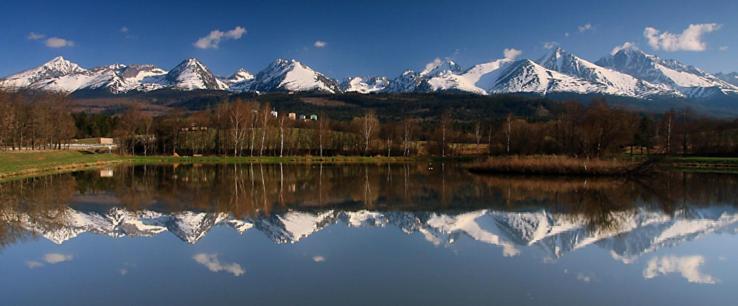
[1,163,737,305]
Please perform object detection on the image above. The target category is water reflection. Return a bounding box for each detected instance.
[1,163,737,263]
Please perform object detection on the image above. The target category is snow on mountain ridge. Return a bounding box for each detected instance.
[2,50,737,100]
[249,58,341,94]
[596,46,738,98]
[423,58,514,94]
[491,59,600,95]
[419,58,463,77]
[715,72,738,87]
[536,47,677,97]
[341,76,390,93]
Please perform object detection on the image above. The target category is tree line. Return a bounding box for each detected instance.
[0,91,76,150]
[2,91,737,157]
[490,100,738,157]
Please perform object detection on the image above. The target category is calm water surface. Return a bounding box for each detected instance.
[1,163,737,305]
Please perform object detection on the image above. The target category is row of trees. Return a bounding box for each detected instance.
[488,101,738,157]
[112,100,386,157]
[111,99,738,157]
[0,92,76,150]
[2,91,737,157]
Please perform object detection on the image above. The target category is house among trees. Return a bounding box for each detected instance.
[309,114,318,121]
[181,124,208,132]
[270,110,278,118]
[97,138,114,145]
[288,112,297,120]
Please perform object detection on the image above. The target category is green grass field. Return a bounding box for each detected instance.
[0,150,417,181]
[665,156,738,174]
[0,151,119,173]
[667,156,738,164]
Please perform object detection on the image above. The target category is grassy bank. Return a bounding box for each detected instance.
[467,155,644,176]
[665,156,738,173]
[0,151,417,181]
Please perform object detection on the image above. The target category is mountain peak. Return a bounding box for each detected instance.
[271,58,296,66]
[537,47,583,71]
[166,58,226,90]
[179,57,206,67]
[225,68,255,91]
[41,56,85,73]
[48,56,68,63]
[250,58,340,93]
[229,68,254,81]
[420,58,463,77]
[612,43,641,55]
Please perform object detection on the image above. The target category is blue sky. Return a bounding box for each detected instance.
[0,0,736,79]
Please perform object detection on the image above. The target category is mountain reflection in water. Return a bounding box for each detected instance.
[1,163,737,263]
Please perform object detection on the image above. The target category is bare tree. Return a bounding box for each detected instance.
[663,110,674,155]
[401,117,417,156]
[353,110,379,156]
[505,113,512,154]
[439,111,452,158]
[228,100,251,156]
[474,120,482,145]
[317,112,330,157]
[141,112,154,156]
[278,113,286,157]
[259,103,271,156]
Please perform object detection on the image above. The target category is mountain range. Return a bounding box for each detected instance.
[1,45,737,102]
[7,205,738,262]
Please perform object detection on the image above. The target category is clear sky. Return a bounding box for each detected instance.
[0,0,736,79]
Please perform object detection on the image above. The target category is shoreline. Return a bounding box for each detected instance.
[467,155,738,177]
[0,151,418,182]
[666,156,738,173]
[2,151,738,182]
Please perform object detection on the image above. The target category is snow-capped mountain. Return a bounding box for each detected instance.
[537,47,677,97]
[417,48,679,98]
[165,58,228,91]
[222,68,255,92]
[422,58,514,94]
[490,59,601,95]
[114,64,169,92]
[716,72,738,87]
[384,58,466,93]
[385,70,421,93]
[419,58,463,78]
[596,45,738,98]
[77,64,169,94]
[341,76,390,93]
[5,206,738,262]
[2,49,737,102]
[226,68,255,83]
[248,59,341,94]
[0,57,170,94]
[0,56,86,90]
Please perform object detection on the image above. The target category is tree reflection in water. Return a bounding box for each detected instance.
[1,163,737,255]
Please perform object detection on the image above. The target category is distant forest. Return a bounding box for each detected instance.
[1,90,738,157]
